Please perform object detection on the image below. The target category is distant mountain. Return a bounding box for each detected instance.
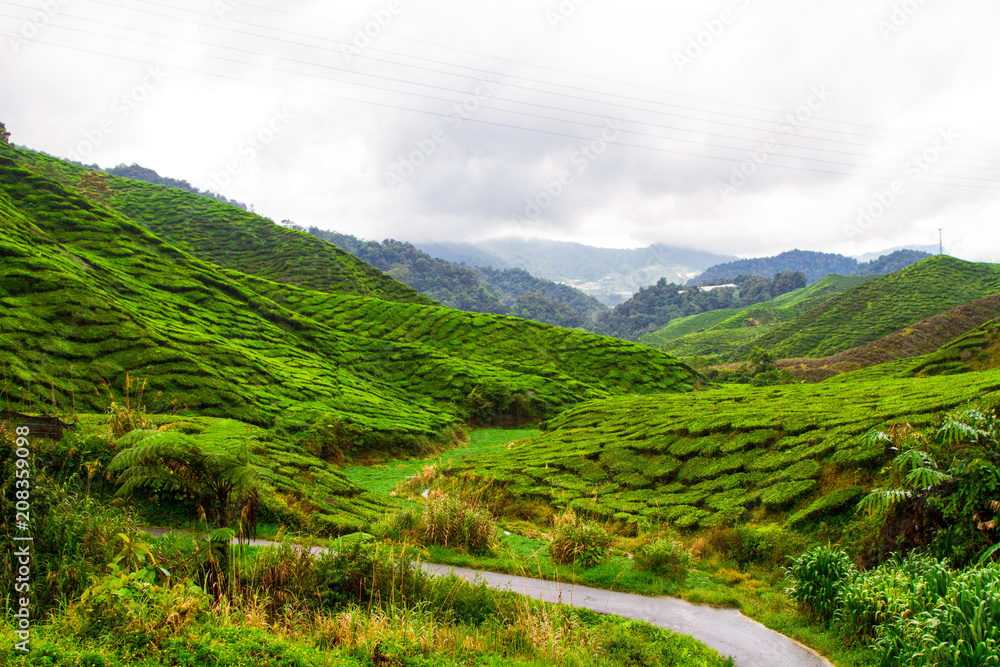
[416,239,735,306]
[691,249,932,286]
[307,230,607,328]
[853,245,938,263]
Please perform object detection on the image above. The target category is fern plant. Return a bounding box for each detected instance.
[108,430,269,532]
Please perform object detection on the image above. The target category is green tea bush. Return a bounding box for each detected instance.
[548,508,612,568]
[785,544,855,623]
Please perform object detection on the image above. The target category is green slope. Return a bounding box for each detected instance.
[442,371,1000,530]
[13,149,431,305]
[906,319,1000,377]
[0,146,700,438]
[641,274,874,359]
[751,256,1000,360]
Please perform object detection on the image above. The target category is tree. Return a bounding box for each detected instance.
[109,430,269,533]
[0,122,10,145]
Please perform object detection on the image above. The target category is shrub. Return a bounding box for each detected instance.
[634,534,693,581]
[785,544,855,623]
[705,524,805,567]
[548,509,612,568]
[419,490,498,554]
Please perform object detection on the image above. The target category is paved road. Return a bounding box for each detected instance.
[421,563,835,667]
[142,528,834,667]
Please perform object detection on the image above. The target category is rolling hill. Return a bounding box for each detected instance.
[751,256,1000,359]
[0,145,701,437]
[775,293,1000,381]
[640,274,876,360]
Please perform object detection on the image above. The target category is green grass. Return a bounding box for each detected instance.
[344,428,539,497]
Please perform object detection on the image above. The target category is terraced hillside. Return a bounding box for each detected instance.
[907,318,1000,377]
[0,146,700,439]
[775,293,1000,381]
[641,274,875,361]
[444,371,1000,530]
[751,256,1000,359]
[13,149,431,305]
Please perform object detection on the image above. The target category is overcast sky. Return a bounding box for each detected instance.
[2,0,998,261]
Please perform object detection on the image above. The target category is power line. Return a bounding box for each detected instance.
[4,6,998,189]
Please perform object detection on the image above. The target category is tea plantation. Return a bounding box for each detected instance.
[0,146,700,436]
[443,371,1000,529]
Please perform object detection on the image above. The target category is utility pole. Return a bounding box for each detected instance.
[939,228,943,255]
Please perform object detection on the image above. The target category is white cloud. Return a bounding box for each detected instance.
[1,0,997,260]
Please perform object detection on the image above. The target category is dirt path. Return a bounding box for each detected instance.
[421,563,834,667]
[141,528,834,667]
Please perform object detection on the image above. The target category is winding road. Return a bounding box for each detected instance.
[421,563,834,667]
[143,529,834,667]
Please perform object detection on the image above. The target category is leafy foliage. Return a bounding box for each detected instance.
[109,429,269,531]
[856,407,1000,567]
[785,544,856,623]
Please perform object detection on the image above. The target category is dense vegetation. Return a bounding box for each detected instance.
[752,256,1000,359]
[440,372,1000,530]
[306,229,608,329]
[691,249,931,286]
[0,421,730,667]
[644,257,1000,367]
[6,126,1000,667]
[596,271,810,341]
[1,145,700,434]
[641,275,875,361]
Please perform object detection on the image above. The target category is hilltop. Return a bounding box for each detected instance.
[751,255,1000,359]
[690,248,931,286]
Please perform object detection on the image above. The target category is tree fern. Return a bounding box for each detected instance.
[109,429,270,530]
